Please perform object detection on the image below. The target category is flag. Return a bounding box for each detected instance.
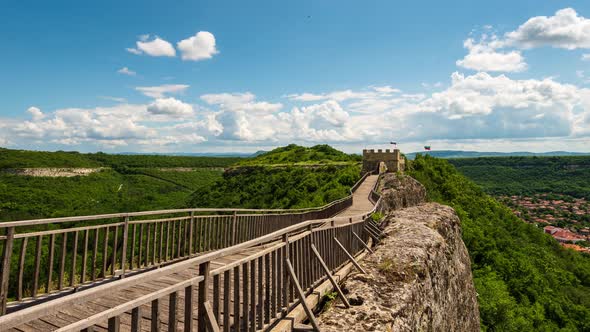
[424,146,431,151]
[390,141,397,146]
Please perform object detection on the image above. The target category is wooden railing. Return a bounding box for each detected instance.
[0,193,383,332]
[0,173,373,315]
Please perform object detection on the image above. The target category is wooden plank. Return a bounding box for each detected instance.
[352,231,373,254]
[285,259,320,332]
[131,306,142,332]
[108,316,120,332]
[59,233,68,290]
[203,301,220,332]
[197,262,210,332]
[310,244,350,308]
[151,299,161,332]
[82,231,89,284]
[167,292,177,332]
[223,270,231,332]
[0,227,15,314]
[103,227,109,278]
[17,237,28,301]
[92,229,99,281]
[33,235,42,298]
[242,262,250,330]
[333,237,366,274]
[233,265,240,332]
[183,285,193,332]
[250,259,256,332]
[71,231,79,287]
[47,234,55,293]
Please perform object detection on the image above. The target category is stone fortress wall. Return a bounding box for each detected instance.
[362,148,405,174]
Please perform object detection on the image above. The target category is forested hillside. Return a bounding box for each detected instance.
[191,145,361,208]
[409,155,590,331]
[189,165,360,209]
[236,144,360,166]
[449,156,590,199]
[0,148,237,221]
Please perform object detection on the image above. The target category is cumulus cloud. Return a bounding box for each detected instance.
[177,31,219,61]
[456,37,527,72]
[127,35,176,57]
[286,86,402,102]
[147,98,194,117]
[9,72,590,152]
[117,67,136,76]
[201,92,283,113]
[27,107,44,121]
[135,84,190,98]
[504,8,590,50]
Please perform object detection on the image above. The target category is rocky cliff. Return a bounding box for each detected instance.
[317,174,480,331]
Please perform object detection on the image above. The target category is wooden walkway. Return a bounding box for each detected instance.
[335,175,378,219]
[1,176,379,332]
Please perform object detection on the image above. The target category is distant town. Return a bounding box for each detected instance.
[500,194,590,253]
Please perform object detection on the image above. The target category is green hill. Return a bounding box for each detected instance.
[448,156,590,199]
[409,155,590,331]
[0,148,242,169]
[237,144,360,166]
[0,148,240,221]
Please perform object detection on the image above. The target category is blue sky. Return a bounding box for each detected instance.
[2,0,590,153]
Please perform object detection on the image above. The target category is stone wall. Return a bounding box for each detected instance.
[362,149,405,174]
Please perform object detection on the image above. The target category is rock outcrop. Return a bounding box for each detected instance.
[377,173,427,212]
[317,175,480,331]
[2,168,104,177]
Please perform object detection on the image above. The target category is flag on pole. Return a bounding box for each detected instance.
[390,141,397,147]
[424,145,431,151]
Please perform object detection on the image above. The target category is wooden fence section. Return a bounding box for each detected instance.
[0,173,372,315]
[0,204,381,331]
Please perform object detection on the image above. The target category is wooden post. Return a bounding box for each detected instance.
[333,237,366,274]
[198,261,211,332]
[151,299,161,332]
[204,301,221,332]
[189,212,195,255]
[131,306,142,332]
[285,259,320,332]
[108,316,120,332]
[310,244,350,308]
[0,227,15,314]
[352,231,374,254]
[232,211,238,245]
[120,216,129,277]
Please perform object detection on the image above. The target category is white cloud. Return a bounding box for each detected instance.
[456,37,527,72]
[147,98,194,117]
[127,35,176,57]
[177,31,219,61]
[286,86,401,103]
[27,107,44,121]
[504,8,590,50]
[117,67,136,76]
[135,84,190,98]
[201,92,282,113]
[582,54,590,61]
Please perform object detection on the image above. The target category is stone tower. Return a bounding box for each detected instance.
[362,148,405,174]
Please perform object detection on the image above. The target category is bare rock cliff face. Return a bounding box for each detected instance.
[377,174,427,212]
[318,175,480,331]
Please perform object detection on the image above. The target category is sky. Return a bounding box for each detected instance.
[2,0,590,153]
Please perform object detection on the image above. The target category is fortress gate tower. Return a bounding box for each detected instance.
[362,148,405,174]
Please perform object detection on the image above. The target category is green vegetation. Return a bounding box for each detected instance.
[189,165,360,209]
[449,156,590,199]
[0,148,237,221]
[236,144,360,166]
[409,155,590,331]
[0,169,224,221]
